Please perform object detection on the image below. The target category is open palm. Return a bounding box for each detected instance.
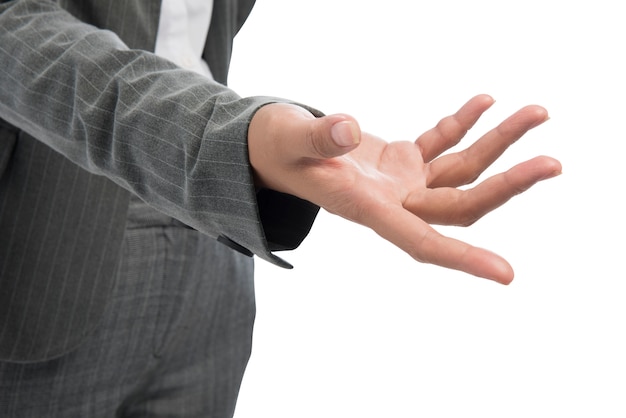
[249,95,561,284]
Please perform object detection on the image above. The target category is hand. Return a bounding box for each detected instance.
[248,95,562,284]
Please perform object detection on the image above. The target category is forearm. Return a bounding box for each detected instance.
[0,0,310,265]
[1,1,244,185]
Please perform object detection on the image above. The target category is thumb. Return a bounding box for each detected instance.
[248,103,362,194]
[304,113,362,159]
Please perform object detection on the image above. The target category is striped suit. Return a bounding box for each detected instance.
[0,0,318,415]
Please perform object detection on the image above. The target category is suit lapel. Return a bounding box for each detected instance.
[204,0,256,84]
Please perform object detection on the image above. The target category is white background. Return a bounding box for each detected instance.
[229,1,625,417]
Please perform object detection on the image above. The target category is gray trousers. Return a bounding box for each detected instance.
[0,196,256,417]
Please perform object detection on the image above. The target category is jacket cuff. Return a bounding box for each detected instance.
[216,99,323,268]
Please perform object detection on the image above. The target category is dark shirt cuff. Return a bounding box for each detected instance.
[256,188,320,252]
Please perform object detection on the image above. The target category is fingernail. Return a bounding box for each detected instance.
[331,121,360,147]
[542,169,562,180]
[530,115,550,129]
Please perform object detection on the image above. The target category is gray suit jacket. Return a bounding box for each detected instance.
[0,0,319,363]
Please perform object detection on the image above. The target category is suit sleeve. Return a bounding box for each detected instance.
[0,0,319,267]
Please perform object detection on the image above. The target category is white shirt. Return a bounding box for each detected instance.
[154,0,214,79]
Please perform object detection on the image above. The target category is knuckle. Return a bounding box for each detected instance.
[437,115,467,145]
[455,206,481,227]
[306,126,332,159]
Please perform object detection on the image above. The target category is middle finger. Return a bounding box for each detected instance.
[427,105,549,188]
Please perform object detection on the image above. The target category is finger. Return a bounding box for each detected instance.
[300,112,362,159]
[415,94,495,163]
[428,105,549,188]
[283,104,363,159]
[251,103,361,161]
[365,203,514,284]
[408,156,562,226]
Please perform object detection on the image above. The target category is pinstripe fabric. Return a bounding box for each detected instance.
[0,219,256,417]
[0,0,319,363]
[0,131,129,362]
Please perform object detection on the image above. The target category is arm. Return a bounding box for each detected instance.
[248,96,562,284]
[0,0,312,266]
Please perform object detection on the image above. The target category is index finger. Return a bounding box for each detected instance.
[366,204,514,284]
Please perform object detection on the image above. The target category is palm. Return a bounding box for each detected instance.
[305,134,428,225]
[302,96,560,284]
[250,95,561,284]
